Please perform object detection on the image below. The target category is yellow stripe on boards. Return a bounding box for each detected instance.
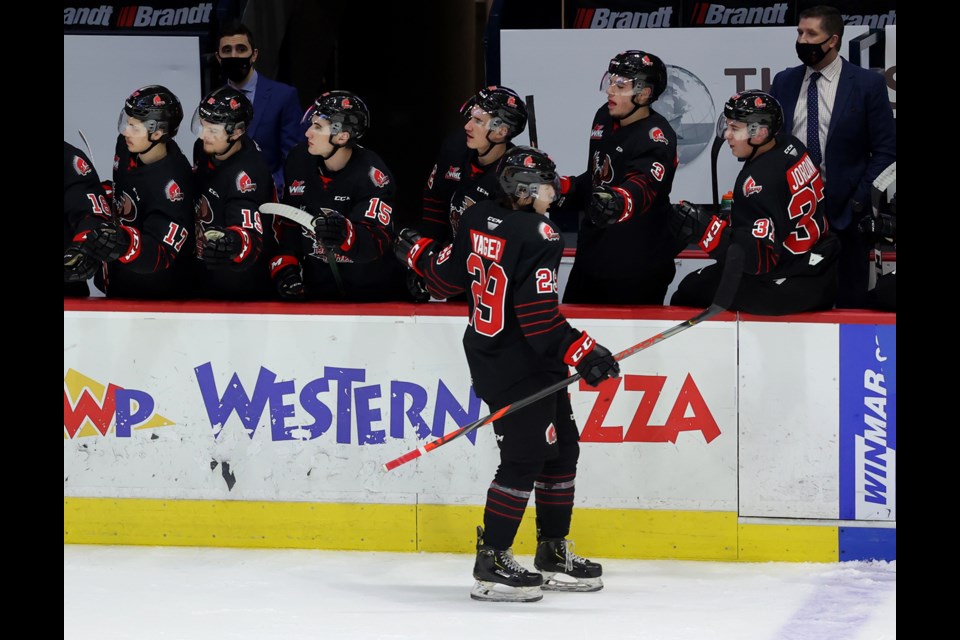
[65,499,839,561]
[738,523,838,562]
[64,498,416,551]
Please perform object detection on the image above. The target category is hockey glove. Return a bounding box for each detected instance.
[858,213,897,243]
[80,224,133,263]
[405,269,431,303]
[587,186,633,228]
[564,332,620,387]
[274,264,305,300]
[202,227,254,265]
[63,244,100,282]
[314,213,354,254]
[394,228,435,277]
[671,201,728,254]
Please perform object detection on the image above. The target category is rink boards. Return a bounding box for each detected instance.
[64,301,895,562]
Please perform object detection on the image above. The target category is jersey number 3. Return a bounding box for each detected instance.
[467,253,507,337]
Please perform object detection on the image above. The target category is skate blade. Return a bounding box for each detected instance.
[540,573,604,593]
[470,580,543,602]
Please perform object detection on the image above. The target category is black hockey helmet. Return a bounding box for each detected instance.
[191,87,254,136]
[120,85,183,138]
[460,86,527,139]
[603,50,667,101]
[719,90,783,139]
[305,90,370,142]
[498,145,560,201]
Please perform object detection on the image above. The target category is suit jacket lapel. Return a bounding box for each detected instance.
[827,59,853,146]
[249,80,269,138]
[781,67,803,129]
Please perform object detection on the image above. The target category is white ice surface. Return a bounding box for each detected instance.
[64,545,895,640]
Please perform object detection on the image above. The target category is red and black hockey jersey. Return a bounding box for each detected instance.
[421,130,512,244]
[104,135,195,298]
[192,135,275,299]
[568,106,679,275]
[715,133,833,277]
[419,200,583,400]
[276,143,403,300]
[64,141,111,296]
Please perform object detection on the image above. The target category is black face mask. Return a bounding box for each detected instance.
[796,37,832,67]
[219,55,253,83]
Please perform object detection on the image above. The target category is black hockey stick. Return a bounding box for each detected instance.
[383,245,744,471]
[525,94,538,148]
[869,162,897,290]
[259,202,346,297]
[709,134,724,212]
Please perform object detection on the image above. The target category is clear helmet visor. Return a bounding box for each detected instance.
[515,176,561,203]
[118,111,157,137]
[464,105,507,134]
[302,106,345,135]
[716,115,762,141]
[191,107,229,139]
[600,72,643,97]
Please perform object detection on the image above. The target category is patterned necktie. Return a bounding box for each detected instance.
[806,72,822,168]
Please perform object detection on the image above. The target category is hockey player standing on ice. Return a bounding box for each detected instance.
[74,86,196,298]
[271,90,405,301]
[559,50,679,305]
[192,87,275,299]
[396,146,620,603]
[670,91,839,314]
[421,86,527,245]
[63,142,112,296]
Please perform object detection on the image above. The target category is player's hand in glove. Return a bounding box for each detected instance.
[564,331,620,387]
[63,244,100,282]
[858,213,896,243]
[394,228,435,276]
[313,213,353,253]
[274,264,305,300]
[671,200,728,254]
[587,185,633,228]
[80,224,132,263]
[405,269,431,302]
[202,227,254,265]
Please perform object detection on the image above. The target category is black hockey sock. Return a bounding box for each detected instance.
[482,481,531,550]
[534,472,575,539]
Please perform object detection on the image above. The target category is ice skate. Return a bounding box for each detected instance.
[471,526,543,602]
[534,536,603,592]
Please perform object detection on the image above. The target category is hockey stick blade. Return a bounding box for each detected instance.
[260,202,316,230]
[259,202,347,296]
[382,245,744,472]
[525,95,538,149]
[872,162,897,192]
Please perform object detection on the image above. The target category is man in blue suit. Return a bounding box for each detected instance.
[216,21,304,196]
[770,5,895,308]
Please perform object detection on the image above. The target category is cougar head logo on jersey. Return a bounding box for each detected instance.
[743,176,763,197]
[117,191,138,222]
[165,180,184,202]
[450,196,476,237]
[592,152,614,185]
[196,194,214,224]
[649,127,668,145]
[236,171,257,193]
[73,155,92,177]
[545,423,557,445]
[369,167,391,188]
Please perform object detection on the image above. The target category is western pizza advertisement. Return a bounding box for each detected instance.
[64,309,739,511]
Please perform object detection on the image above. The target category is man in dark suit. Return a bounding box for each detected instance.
[770,5,895,308]
[216,20,304,196]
